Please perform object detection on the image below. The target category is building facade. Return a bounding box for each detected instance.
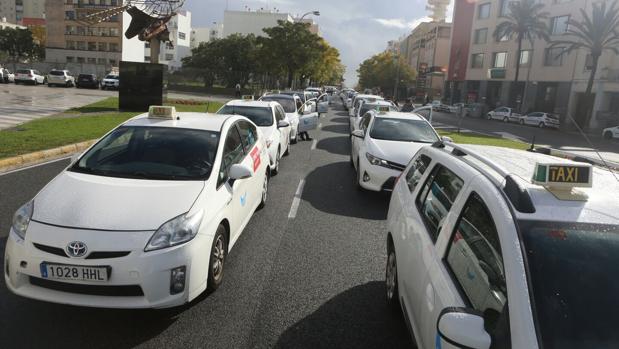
[190,23,223,48]
[449,0,619,129]
[144,10,191,70]
[223,10,293,37]
[1,0,45,24]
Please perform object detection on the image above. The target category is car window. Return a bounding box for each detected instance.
[218,125,245,187]
[218,106,273,127]
[275,106,285,122]
[295,98,303,111]
[359,114,372,132]
[406,154,432,192]
[417,165,465,243]
[237,120,258,151]
[261,97,296,113]
[445,193,510,347]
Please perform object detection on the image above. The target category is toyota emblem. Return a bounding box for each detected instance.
[66,241,88,258]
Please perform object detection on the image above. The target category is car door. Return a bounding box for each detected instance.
[317,94,329,114]
[217,123,248,240]
[236,120,263,216]
[298,102,319,133]
[526,112,539,125]
[352,114,372,168]
[274,105,289,150]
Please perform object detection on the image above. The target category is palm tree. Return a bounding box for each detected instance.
[494,0,549,105]
[551,0,619,128]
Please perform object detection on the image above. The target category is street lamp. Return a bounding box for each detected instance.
[299,11,320,20]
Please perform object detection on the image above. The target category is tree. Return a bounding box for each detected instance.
[357,51,416,95]
[551,0,619,128]
[493,0,549,102]
[302,38,345,86]
[0,27,43,62]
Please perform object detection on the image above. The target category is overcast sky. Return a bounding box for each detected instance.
[184,0,451,86]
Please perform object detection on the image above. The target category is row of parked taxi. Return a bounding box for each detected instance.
[0,67,120,89]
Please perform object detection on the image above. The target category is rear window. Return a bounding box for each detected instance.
[261,97,296,113]
[49,71,65,76]
[217,106,273,127]
[79,74,94,79]
[16,69,30,74]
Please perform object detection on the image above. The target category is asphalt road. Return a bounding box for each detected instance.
[0,102,413,348]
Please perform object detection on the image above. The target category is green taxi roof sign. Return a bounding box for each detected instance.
[532,162,593,189]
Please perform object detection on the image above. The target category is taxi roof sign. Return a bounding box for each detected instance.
[532,162,593,189]
[148,106,177,120]
[377,106,391,113]
[242,95,254,101]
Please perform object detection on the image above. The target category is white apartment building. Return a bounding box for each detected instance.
[0,0,44,24]
[223,9,293,37]
[190,23,223,48]
[145,10,191,70]
[455,0,619,129]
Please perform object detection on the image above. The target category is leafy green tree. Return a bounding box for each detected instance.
[357,51,416,94]
[0,27,43,62]
[551,0,619,127]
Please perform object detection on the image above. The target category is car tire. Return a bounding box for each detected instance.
[539,122,545,128]
[503,117,509,123]
[519,119,525,125]
[604,131,613,140]
[487,114,492,120]
[258,171,269,209]
[386,240,401,312]
[291,132,298,144]
[272,149,280,176]
[206,225,227,293]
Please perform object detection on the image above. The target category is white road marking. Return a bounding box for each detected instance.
[0,156,72,176]
[311,139,317,150]
[288,179,306,219]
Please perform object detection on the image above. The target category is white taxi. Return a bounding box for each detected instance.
[4,106,270,309]
[350,111,440,191]
[218,99,291,175]
[349,94,383,118]
[386,141,619,348]
[349,100,399,133]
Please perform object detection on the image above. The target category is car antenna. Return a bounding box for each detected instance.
[565,112,618,182]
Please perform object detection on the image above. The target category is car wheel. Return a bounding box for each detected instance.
[356,158,365,191]
[539,122,545,128]
[291,131,298,144]
[519,119,525,125]
[604,131,613,140]
[487,114,492,120]
[386,241,401,311]
[207,225,227,293]
[258,171,269,209]
[503,117,509,123]
[272,149,280,176]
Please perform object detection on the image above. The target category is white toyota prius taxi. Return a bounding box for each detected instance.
[4,106,270,309]
[385,141,619,349]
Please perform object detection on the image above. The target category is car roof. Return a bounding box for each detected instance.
[355,94,383,100]
[362,100,395,107]
[263,94,296,100]
[373,111,425,121]
[225,100,277,108]
[123,112,237,132]
[436,144,619,225]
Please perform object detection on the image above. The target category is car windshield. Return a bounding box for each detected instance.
[370,118,439,143]
[518,220,619,348]
[105,75,119,80]
[70,126,220,181]
[218,105,273,126]
[49,71,65,76]
[261,97,296,113]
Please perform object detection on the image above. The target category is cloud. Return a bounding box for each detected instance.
[374,17,432,30]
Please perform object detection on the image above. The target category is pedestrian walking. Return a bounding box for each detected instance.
[235,83,241,98]
[401,98,414,112]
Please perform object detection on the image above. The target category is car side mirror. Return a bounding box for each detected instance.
[351,130,365,139]
[277,120,290,128]
[229,164,253,180]
[437,308,491,349]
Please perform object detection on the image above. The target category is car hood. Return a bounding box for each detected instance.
[368,139,428,167]
[33,171,205,231]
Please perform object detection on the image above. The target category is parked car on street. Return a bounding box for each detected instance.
[520,112,560,129]
[101,74,119,90]
[76,74,100,89]
[431,100,450,112]
[14,69,45,85]
[260,93,304,144]
[0,68,14,83]
[47,69,75,88]
[487,107,522,123]
[603,125,619,140]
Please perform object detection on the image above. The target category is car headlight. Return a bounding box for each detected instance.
[145,211,204,252]
[12,201,33,240]
[366,153,390,168]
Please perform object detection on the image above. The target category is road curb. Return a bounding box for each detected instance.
[0,140,95,174]
[535,147,619,170]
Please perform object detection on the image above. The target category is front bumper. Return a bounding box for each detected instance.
[4,221,213,309]
[358,155,401,192]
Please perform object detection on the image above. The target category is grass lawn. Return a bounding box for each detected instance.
[0,98,224,159]
[438,131,530,150]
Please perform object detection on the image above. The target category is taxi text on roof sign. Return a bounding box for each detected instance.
[532,162,593,188]
[242,95,254,101]
[377,106,391,113]
[148,106,177,119]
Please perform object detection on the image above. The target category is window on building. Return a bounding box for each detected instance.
[519,50,532,67]
[145,56,151,62]
[66,56,75,63]
[109,28,119,36]
[165,53,174,61]
[584,54,593,71]
[88,42,96,51]
[109,59,117,66]
[145,41,150,48]
[109,43,119,52]
[87,57,96,64]
[66,40,76,49]
[165,42,173,49]
[471,53,484,68]
[76,26,85,35]
[98,42,107,51]
[474,28,488,44]
[77,41,85,50]
[65,11,75,20]
[97,58,106,64]
[111,0,118,5]
[109,14,119,22]
[478,3,491,19]
[65,25,75,35]
[499,0,510,17]
[77,57,85,63]
[178,32,186,40]
[551,15,570,34]
[493,52,507,68]
[498,32,510,42]
[544,47,564,66]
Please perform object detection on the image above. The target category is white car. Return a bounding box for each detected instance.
[487,107,522,123]
[1,68,14,83]
[14,69,46,85]
[260,93,315,144]
[218,99,292,175]
[603,125,619,140]
[386,141,619,349]
[350,100,399,133]
[101,74,119,90]
[47,69,76,88]
[520,112,560,129]
[4,106,270,309]
[350,111,440,191]
[350,94,384,117]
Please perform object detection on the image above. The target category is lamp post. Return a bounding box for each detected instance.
[299,11,320,20]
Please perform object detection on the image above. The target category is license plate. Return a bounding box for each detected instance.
[40,262,109,282]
